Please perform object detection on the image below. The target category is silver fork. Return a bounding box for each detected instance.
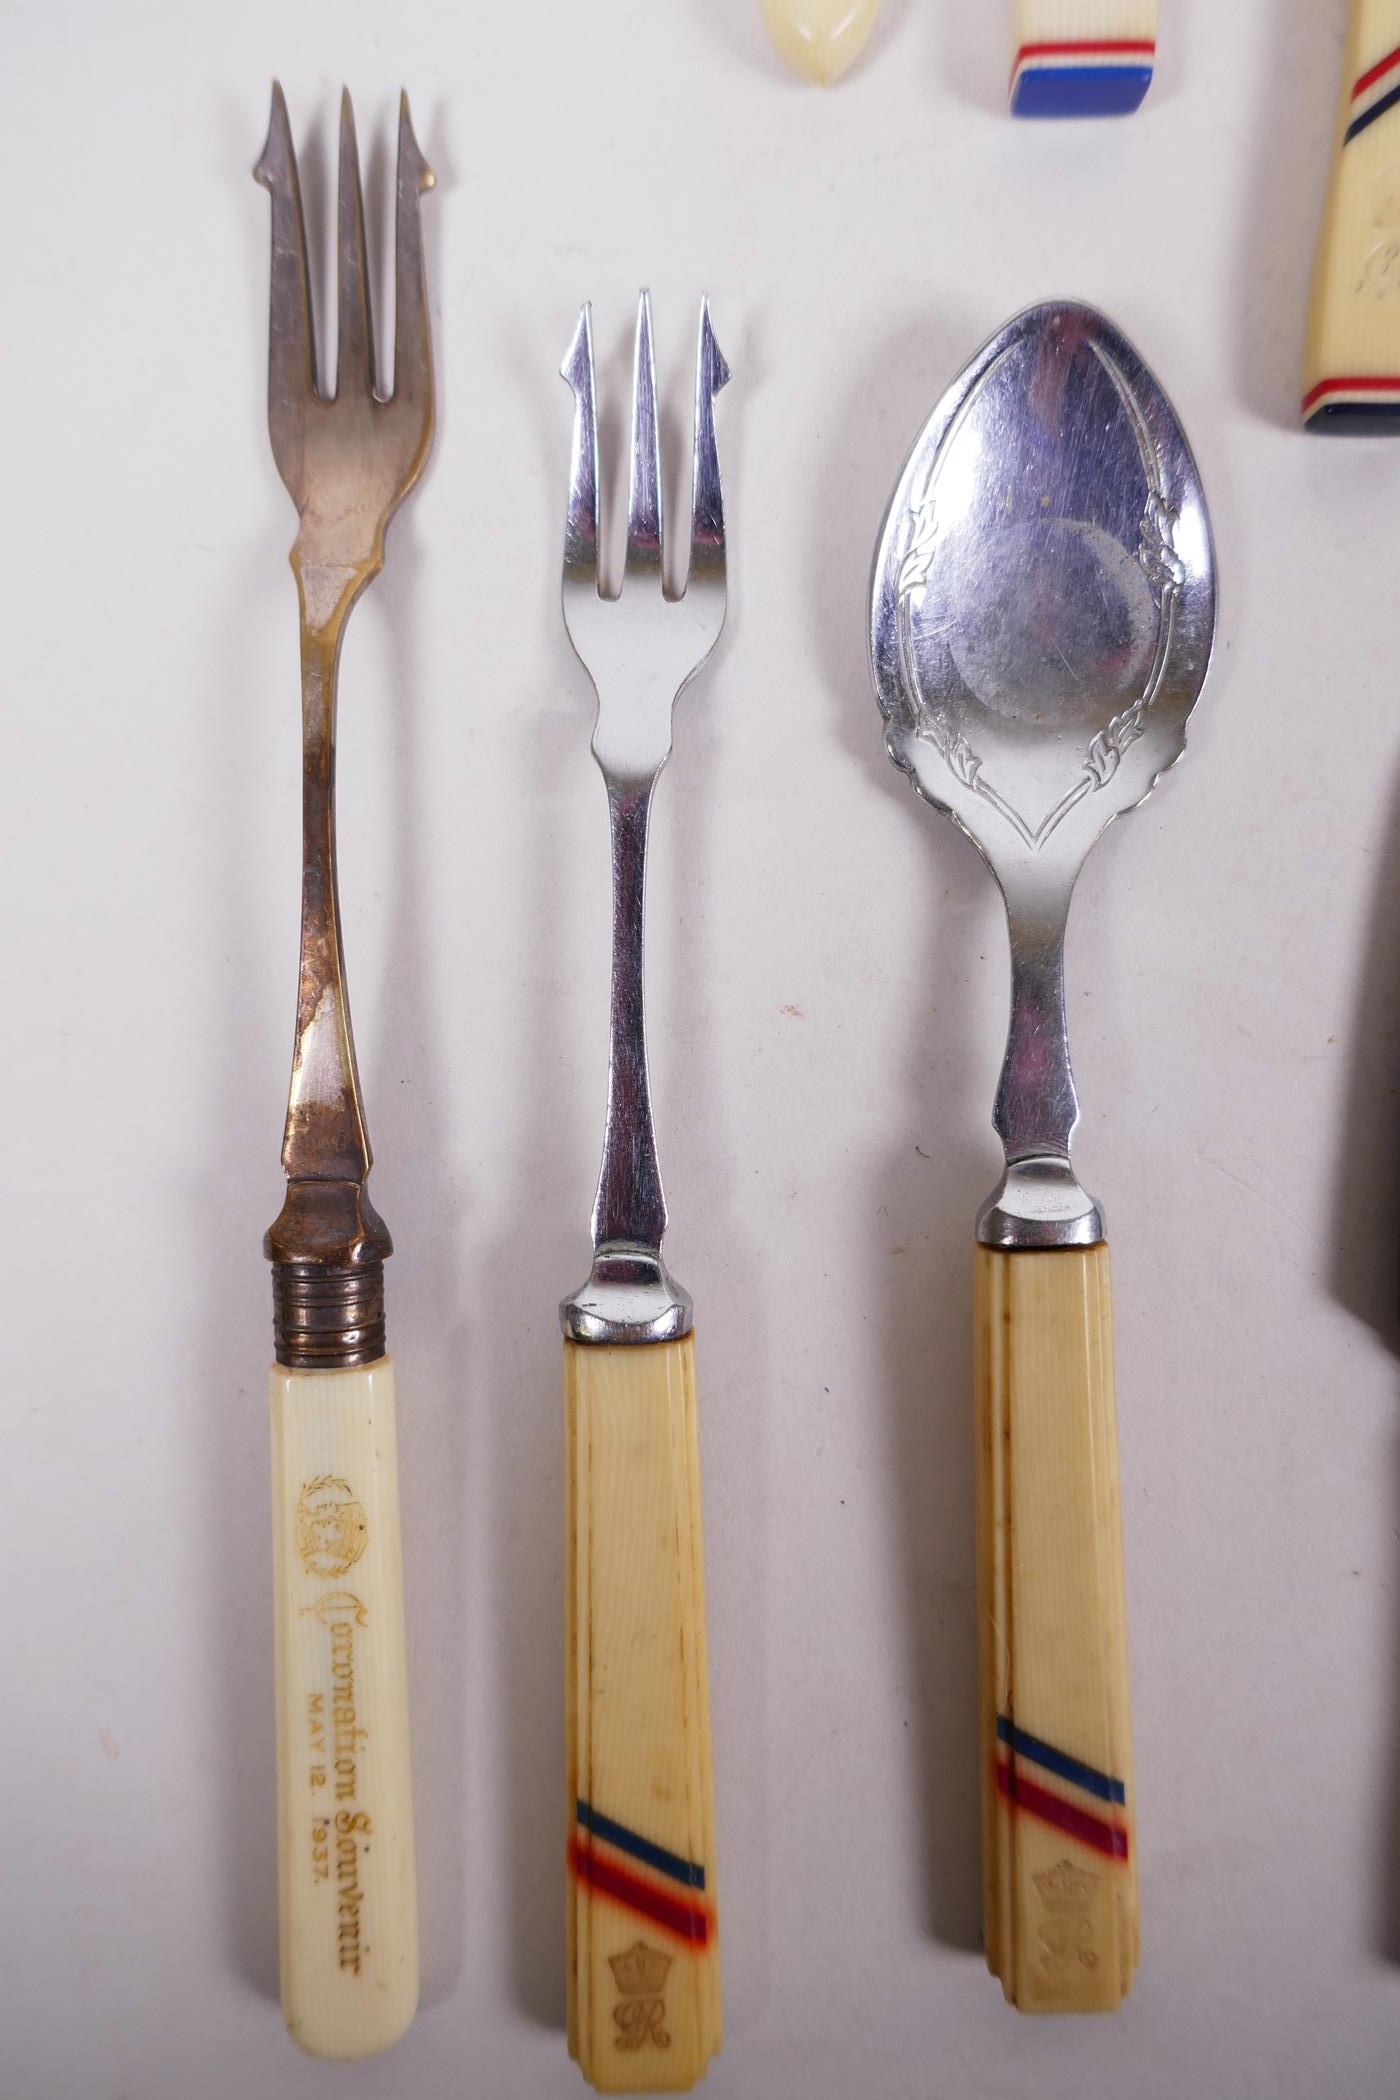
[559,291,729,1342]
[557,295,729,2092]
[255,83,432,2062]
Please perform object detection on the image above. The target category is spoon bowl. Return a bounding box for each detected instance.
[871,302,1215,892]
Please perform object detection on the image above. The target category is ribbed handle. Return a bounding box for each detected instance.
[974,1244,1138,2013]
[1303,0,1400,426]
[270,1358,418,2057]
[564,1336,721,2092]
[1010,0,1157,117]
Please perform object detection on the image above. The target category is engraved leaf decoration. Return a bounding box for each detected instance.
[897,491,939,600]
[942,726,983,789]
[1137,491,1184,602]
[1085,707,1145,788]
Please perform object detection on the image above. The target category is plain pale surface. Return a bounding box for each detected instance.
[565,1339,720,2090]
[270,1359,418,2056]
[1304,0,1400,410]
[976,1247,1137,2012]
[3,2,1400,2096]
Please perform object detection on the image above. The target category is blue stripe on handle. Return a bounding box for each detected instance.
[576,1800,706,1890]
[996,1716,1126,1805]
[1345,78,1400,145]
[1011,64,1153,118]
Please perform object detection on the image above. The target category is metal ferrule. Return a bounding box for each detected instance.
[272,1258,387,1369]
[265,1178,393,1369]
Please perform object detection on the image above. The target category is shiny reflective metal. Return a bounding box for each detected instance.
[870,302,1216,1248]
[255,83,435,1366]
[558,294,729,1344]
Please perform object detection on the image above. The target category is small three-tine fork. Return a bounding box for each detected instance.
[558,297,730,2096]
[255,83,432,2062]
[559,292,729,1343]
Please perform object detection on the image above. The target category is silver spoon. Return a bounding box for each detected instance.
[869,301,1216,2013]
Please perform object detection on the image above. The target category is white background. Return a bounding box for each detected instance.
[4,1,1399,2094]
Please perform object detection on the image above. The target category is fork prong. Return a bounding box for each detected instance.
[336,90,375,400]
[560,303,600,584]
[625,290,663,578]
[392,91,434,411]
[688,298,730,583]
[253,82,319,408]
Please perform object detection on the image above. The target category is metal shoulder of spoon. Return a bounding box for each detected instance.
[868,300,1216,2014]
[870,298,1216,1249]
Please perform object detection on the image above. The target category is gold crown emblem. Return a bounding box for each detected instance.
[608,1940,673,1998]
[1033,1858,1098,1914]
[295,1475,368,1577]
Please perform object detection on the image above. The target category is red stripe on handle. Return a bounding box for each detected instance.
[569,1835,712,1946]
[996,1760,1130,1861]
[1354,44,1400,99]
[1302,375,1400,414]
[1014,40,1156,66]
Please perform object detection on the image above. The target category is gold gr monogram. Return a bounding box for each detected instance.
[608,1940,673,2051]
[1033,1857,1100,1973]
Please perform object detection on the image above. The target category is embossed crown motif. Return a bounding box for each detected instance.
[294,1473,368,1578]
[1033,1858,1099,1913]
[609,1940,673,1998]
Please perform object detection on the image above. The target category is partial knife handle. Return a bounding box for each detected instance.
[974,1243,1138,2013]
[564,1336,722,2093]
[270,1358,418,2058]
[1303,0,1400,428]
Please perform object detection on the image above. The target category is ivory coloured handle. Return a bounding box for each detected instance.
[565,1335,721,2092]
[974,1244,1138,2013]
[1010,0,1157,116]
[270,1357,418,2057]
[1303,0,1400,427]
[761,0,879,85]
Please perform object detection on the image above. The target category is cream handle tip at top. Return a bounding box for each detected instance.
[1010,2,1157,117]
[1303,0,1400,428]
[271,1358,418,2059]
[565,1336,721,2093]
[975,1244,1138,2013]
[761,0,879,84]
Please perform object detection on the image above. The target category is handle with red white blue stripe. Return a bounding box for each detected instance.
[975,1242,1139,2013]
[1010,1,1156,117]
[1304,0,1400,428]
[564,1336,721,2091]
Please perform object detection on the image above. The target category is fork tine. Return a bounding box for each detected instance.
[336,90,375,400]
[253,82,318,407]
[688,298,730,582]
[392,91,434,410]
[560,304,600,584]
[625,290,663,577]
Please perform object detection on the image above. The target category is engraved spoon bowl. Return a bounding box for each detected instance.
[869,302,1216,1243]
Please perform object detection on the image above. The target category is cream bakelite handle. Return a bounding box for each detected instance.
[270,1358,418,2058]
[1010,1,1157,117]
[761,0,879,85]
[1303,0,1400,427]
[565,1336,721,2093]
[974,1244,1138,2014]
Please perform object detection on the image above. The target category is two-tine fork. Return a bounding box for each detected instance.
[559,294,728,2094]
[256,82,432,2060]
